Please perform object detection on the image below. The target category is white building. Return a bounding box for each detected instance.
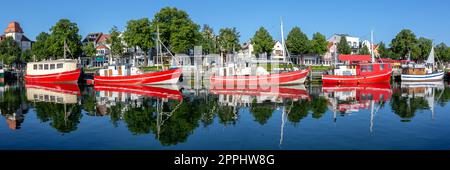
[328,34,360,54]
[1,21,32,51]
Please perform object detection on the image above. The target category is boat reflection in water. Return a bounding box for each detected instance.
[210,84,310,146]
[323,83,392,132]
[25,82,82,133]
[93,84,186,145]
[396,81,445,121]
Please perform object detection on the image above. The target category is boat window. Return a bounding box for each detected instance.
[380,64,385,70]
[39,64,43,70]
[44,64,49,70]
[50,64,55,70]
[361,65,373,72]
[33,64,37,70]
[57,63,63,69]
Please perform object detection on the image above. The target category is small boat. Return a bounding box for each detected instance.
[93,66,182,85]
[210,67,310,86]
[25,59,81,84]
[25,41,81,84]
[400,47,445,82]
[322,62,392,84]
[210,20,310,86]
[322,31,392,84]
[94,84,182,101]
[93,27,182,85]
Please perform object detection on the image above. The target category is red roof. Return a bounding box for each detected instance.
[4,21,24,33]
[96,34,110,44]
[339,55,372,63]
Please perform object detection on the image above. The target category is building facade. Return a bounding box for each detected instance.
[1,21,32,51]
[328,34,360,54]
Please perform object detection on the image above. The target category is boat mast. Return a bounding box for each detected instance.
[281,18,286,62]
[64,39,67,60]
[371,30,375,63]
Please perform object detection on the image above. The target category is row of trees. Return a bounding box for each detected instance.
[335,29,450,62]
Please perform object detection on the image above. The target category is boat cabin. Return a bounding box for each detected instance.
[26,59,78,76]
[401,63,434,75]
[333,63,391,76]
[98,65,141,76]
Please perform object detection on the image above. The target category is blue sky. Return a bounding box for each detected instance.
[1,0,449,45]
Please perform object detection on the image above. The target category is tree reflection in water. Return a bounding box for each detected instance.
[0,83,28,130]
[1,81,448,147]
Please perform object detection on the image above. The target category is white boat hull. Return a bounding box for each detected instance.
[400,72,444,82]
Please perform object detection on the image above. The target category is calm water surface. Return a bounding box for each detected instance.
[1,80,450,150]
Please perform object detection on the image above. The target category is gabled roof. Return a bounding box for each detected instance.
[96,34,110,44]
[4,21,24,33]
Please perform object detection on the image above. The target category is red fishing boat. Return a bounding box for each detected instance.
[25,59,81,84]
[323,31,393,84]
[93,66,182,85]
[94,84,182,101]
[210,67,310,86]
[322,62,392,84]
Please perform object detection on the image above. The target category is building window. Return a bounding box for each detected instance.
[57,63,63,68]
[50,64,55,69]
[33,64,37,70]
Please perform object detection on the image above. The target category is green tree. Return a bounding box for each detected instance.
[151,7,201,54]
[288,100,310,126]
[200,24,219,54]
[123,18,153,66]
[359,45,370,55]
[21,49,32,62]
[82,42,96,59]
[251,27,274,58]
[218,27,241,54]
[390,29,417,59]
[377,41,388,58]
[0,37,22,65]
[47,19,82,59]
[286,27,310,56]
[310,32,328,56]
[435,43,450,62]
[414,37,432,61]
[337,36,351,55]
[31,32,51,61]
[108,26,125,64]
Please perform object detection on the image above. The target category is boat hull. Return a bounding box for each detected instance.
[322,71,392,84]
[25,68,81,84]
[94,68,182,85]
[94,84,182,101]
[400,71,444,82]
[210,85,310,100]
[210,68,310,86]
